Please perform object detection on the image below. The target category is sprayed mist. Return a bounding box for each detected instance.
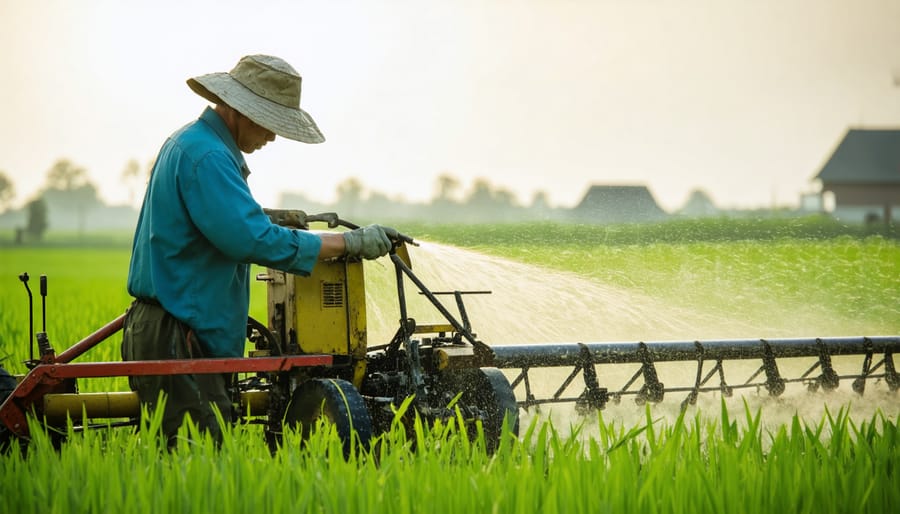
[364,242,760,343]
[363,241,899,430]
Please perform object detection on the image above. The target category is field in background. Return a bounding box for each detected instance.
[409,217,899,336]
[1,218,898,513]
[1,217,898,383]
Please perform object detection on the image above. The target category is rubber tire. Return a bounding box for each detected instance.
[0,366,17,452]
[283,378,373,457]
[442,367,520,452]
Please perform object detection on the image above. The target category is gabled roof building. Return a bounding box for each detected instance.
[814,128,900,224]
[572,184,668,223]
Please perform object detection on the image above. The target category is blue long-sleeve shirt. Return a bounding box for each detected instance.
[127,107,322,357]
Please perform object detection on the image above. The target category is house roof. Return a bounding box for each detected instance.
[815,129,900,184]
[574,184,667,222]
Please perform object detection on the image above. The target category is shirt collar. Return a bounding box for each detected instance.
[198,107,251,179]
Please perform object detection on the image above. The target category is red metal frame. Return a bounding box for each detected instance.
[0,315,335,439]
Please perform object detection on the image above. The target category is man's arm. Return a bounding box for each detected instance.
[181,152,321,275]
[318,233,346,260]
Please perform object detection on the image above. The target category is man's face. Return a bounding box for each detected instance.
[235,113,276,153]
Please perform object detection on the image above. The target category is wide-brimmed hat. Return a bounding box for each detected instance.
[187,54,325,144]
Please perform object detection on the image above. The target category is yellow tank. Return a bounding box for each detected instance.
[265,258,367,386]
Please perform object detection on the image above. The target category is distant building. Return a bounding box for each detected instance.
[677,189,719,218]
[799,192,823,213]
[814,128,900,224]
[572,184,667,223]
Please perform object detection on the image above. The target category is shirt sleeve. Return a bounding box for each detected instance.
[179,150,322,275]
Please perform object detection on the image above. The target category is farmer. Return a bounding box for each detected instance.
[122,54,395,445]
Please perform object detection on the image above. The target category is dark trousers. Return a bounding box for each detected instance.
[121,300,233,445]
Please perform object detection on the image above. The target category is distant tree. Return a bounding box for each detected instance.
[336,177,365,202]
[493,187,517,208]
[0,171,15,212]
[530,191,550,210]
[366,190,399,219]
[335,177,366,218]
[42,159,100,236]
[459,178,525,221]
[120,159,142,206]
[25,196,48,241]
[465,178,496,207]
[433,173,461,204]
[45,159,90,191]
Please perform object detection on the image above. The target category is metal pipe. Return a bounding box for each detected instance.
[43,392,140,421]
[42,390,270,422]
[55,314,126,364]
[490,336,900,368]
[39,275,47,334]
[18,273,34,363]
[390,253,481,347]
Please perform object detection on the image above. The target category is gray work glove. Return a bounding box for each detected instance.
[342,224,398,260]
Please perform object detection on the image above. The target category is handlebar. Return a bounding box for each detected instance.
[263,209,418,247]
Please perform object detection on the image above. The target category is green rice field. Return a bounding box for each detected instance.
[1,218,898,513]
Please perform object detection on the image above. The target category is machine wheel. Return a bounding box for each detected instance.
[283,378,373,457]
[441,367,519,452]
[0,366,17,452]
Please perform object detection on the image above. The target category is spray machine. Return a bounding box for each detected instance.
[1,211,898,452]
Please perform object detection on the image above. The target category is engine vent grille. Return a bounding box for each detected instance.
[321,282,344,308]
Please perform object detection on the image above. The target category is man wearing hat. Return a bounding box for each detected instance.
[122,55,394,444]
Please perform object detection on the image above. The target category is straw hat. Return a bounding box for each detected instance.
[187,55,325,144]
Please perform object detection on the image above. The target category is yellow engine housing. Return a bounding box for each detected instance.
[265,258,367,386]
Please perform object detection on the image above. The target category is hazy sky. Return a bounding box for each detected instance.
[2,0,899,212]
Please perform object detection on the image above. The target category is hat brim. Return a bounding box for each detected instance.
[187,73,325,144]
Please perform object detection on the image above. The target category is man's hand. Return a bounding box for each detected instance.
[342,225,398,260]
[264,208,309,229]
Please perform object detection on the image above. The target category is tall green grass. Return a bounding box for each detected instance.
[0,248,270,384]
[1,404,897,514]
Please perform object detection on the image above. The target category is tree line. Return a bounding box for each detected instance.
[0,159,565,241]
[297,173,561,224]
[0,158,154,242]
